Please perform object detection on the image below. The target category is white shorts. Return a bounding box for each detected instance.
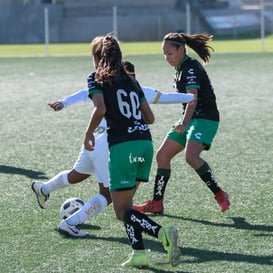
[73,132,109,188]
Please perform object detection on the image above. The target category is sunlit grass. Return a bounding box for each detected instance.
[0,53,272,272]
[0,35,272,57]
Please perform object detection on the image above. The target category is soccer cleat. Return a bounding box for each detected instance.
[57,219,88,237]
[133,199,164,215]
[215,190,230,212]
[159,226,181,267]
[121,250,149,268]
[31,181,50,209]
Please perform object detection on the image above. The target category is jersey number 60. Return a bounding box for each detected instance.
[117,89,141,120]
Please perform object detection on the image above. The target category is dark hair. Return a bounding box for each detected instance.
[91,36,104,65]
[91,33,125,87]
[123,61,135,75]
[90,34,140,91]
[163,32,214,64]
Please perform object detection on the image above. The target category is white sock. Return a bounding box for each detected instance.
[42,170,70,195]
[66,194,108,226]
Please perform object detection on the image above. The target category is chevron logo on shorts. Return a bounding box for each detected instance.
[194,132,202,139]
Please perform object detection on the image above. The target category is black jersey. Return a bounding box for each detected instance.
[87,71,96,90]
[174,55,219,121]
[88,73,152,147]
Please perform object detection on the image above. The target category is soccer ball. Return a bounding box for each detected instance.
[60,197,85,219]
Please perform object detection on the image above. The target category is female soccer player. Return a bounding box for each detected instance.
[84,34,181,268]
[134,32,230,215]
[31,61,193,238]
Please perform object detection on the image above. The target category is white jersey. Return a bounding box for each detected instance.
[61,88,194,107]
[142,86,193,104]
[59,86,193,187]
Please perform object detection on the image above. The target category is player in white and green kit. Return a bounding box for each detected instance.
[31,61,194,238]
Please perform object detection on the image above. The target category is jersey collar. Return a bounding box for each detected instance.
[175,54,190,72]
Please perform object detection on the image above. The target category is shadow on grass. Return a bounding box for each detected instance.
[141,265,190,273]
[54,223,101,235]
[78,223,102,230]
[163,214,273,233]
[0,164,48,179]
[57,231,189,273]
[57,228,273,266]
[147,239,272,266]
[181,246,273,265]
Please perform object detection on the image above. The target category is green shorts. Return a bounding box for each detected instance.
[167,118,219,150]
[109,140,154,192]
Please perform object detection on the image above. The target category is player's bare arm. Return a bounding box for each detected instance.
[84,93,106,151]
[175,88,198,134]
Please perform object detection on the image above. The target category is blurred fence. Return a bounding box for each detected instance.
[0,0,272,44]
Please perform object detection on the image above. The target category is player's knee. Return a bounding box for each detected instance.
[185,153,196,167]
[99,184,112,205]
[156,151,168,165]
[68,170,89,184]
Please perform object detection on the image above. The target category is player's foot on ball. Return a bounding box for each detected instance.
[58,219,88,237]
[31,181,50,209]
[158,226,181,267]
[133,199,164,215]
[121,250,149,268]
[215,190,230,212]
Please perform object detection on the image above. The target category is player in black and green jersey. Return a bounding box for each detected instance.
[134,32,230,214]
[83,34,181,268]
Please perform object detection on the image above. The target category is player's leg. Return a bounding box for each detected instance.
[63,183,110,226]
[112,190,181,268]
[57,183,111,237]
[91,136,111,205]
[185,119,230,212]
[133,138,183,214]
[64,135,112,224]
[112,140,181,268]
[43,169,90,193]
[31,145,93,209]
[110,189,148,268]
[32,169,90,209]
[58,138,111,236]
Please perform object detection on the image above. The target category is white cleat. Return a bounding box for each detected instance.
[31,181,50,209]
[58,220,88,237]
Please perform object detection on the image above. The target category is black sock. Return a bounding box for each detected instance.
[124,223,144,250]
[196,162,221,194]
[153,168,171,200]
[123,208,162,242]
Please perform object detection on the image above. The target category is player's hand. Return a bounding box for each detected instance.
[175,124,186,134]
[48,101,64,111]
[84,134,95,151]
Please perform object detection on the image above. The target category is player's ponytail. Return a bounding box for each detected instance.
[163,32,214,64]
[92,33,123,87]
[181,33,213,64]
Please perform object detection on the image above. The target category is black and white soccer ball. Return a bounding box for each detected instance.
[60,197,85,219]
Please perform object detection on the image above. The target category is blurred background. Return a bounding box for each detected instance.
[0,0,272,43]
